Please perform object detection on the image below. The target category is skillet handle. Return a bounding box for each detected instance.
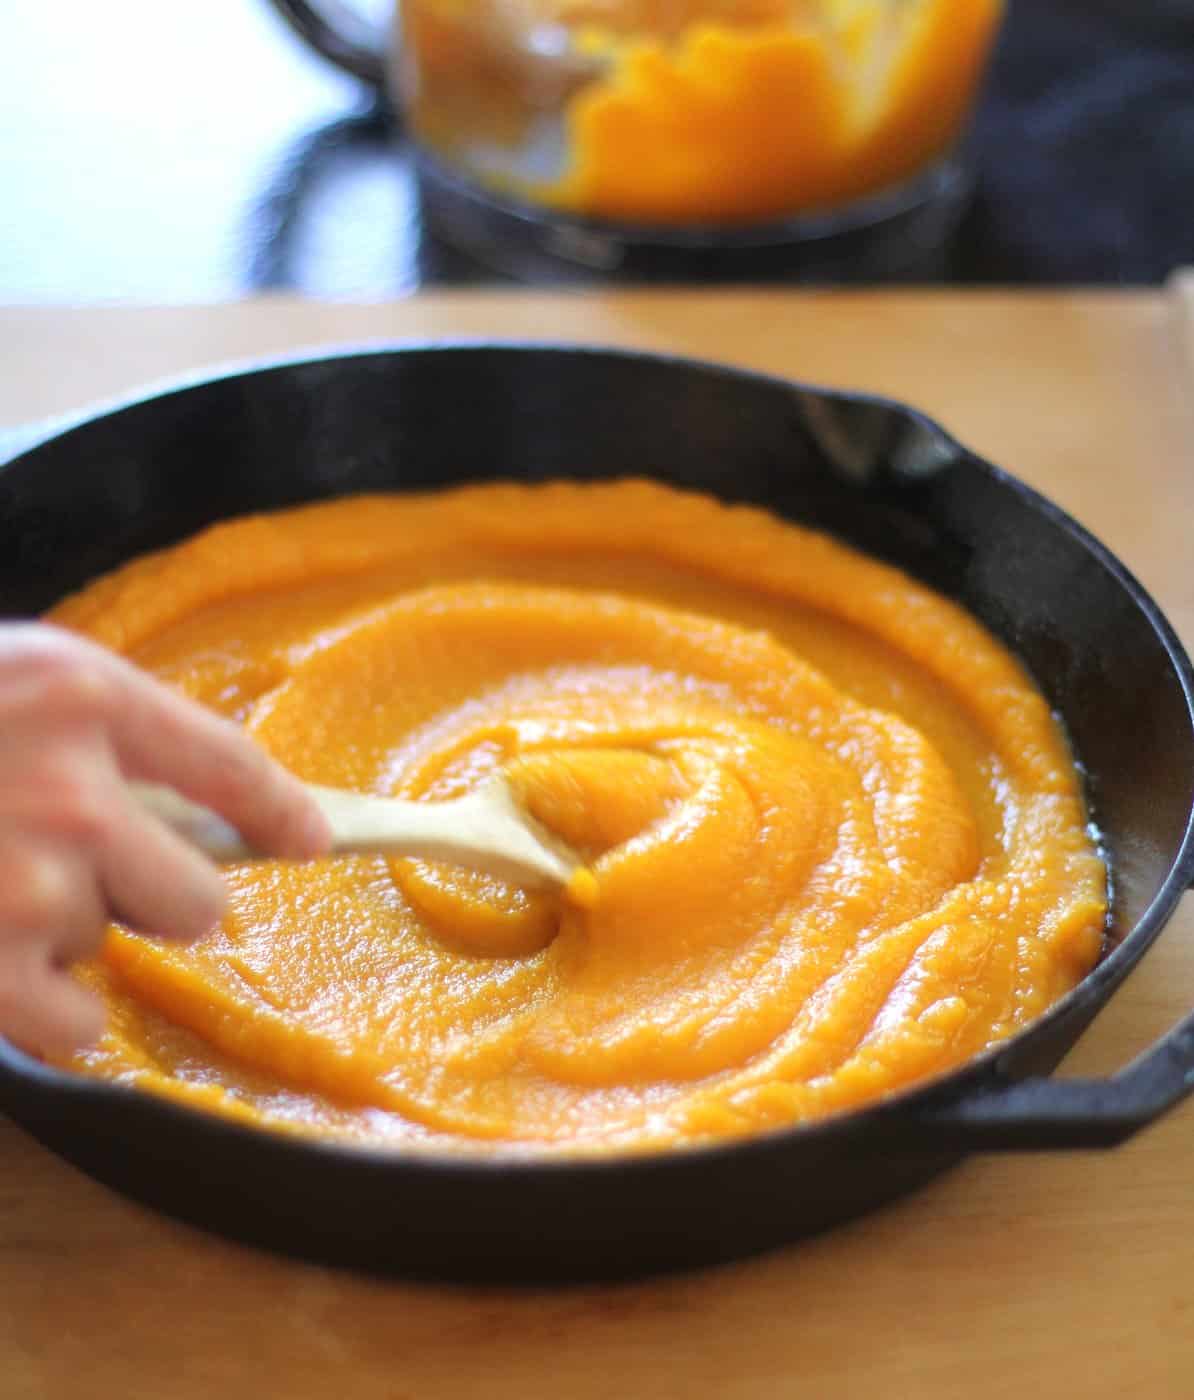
[908,1009,1194,1151]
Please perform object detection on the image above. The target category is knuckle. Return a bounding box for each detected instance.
[43,657,112,719]
[208,741,273,816]
[0,631,113,726]
[45,771,109,845]
[1,849,74,929]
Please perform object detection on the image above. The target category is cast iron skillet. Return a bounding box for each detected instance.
[1,345,1193,1285]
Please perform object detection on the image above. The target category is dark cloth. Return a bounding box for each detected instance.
[960,0,1194,283]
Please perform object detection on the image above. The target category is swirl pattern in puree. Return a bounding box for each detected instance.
[56,482,1106,1154]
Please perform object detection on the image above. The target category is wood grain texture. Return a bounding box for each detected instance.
[2,290,1194,1399]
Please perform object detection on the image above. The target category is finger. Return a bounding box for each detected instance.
[96,660,330,861]
[2,626,328,860]
[0,952,106,1060]
[96,794,229,942]
[0,624,116,725]
[0,840,107,961]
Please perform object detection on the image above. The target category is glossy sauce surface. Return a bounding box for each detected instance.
[56,482,1106,1154]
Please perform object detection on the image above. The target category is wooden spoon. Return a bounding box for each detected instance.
[132,779,581,890]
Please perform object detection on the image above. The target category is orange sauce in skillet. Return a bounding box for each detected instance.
[54,482,1105,1155]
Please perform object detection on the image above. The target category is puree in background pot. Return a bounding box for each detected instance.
[53,482,1106,1155]
[405,0,1005,225]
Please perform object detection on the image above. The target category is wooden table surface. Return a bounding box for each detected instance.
[2,289,1194,1399]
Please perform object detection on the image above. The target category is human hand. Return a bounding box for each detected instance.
[0,623,331,1060]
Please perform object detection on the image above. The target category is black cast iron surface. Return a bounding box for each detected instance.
[2,345,1194,1283]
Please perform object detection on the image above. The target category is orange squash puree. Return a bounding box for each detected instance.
[406,0,1005,225]
[54,482,1105,1156]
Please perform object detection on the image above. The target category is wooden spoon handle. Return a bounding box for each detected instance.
[131,780,578,889]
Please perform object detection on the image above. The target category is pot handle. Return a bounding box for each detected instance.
[909,1007,1194,1151]
[262,0,388,89]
